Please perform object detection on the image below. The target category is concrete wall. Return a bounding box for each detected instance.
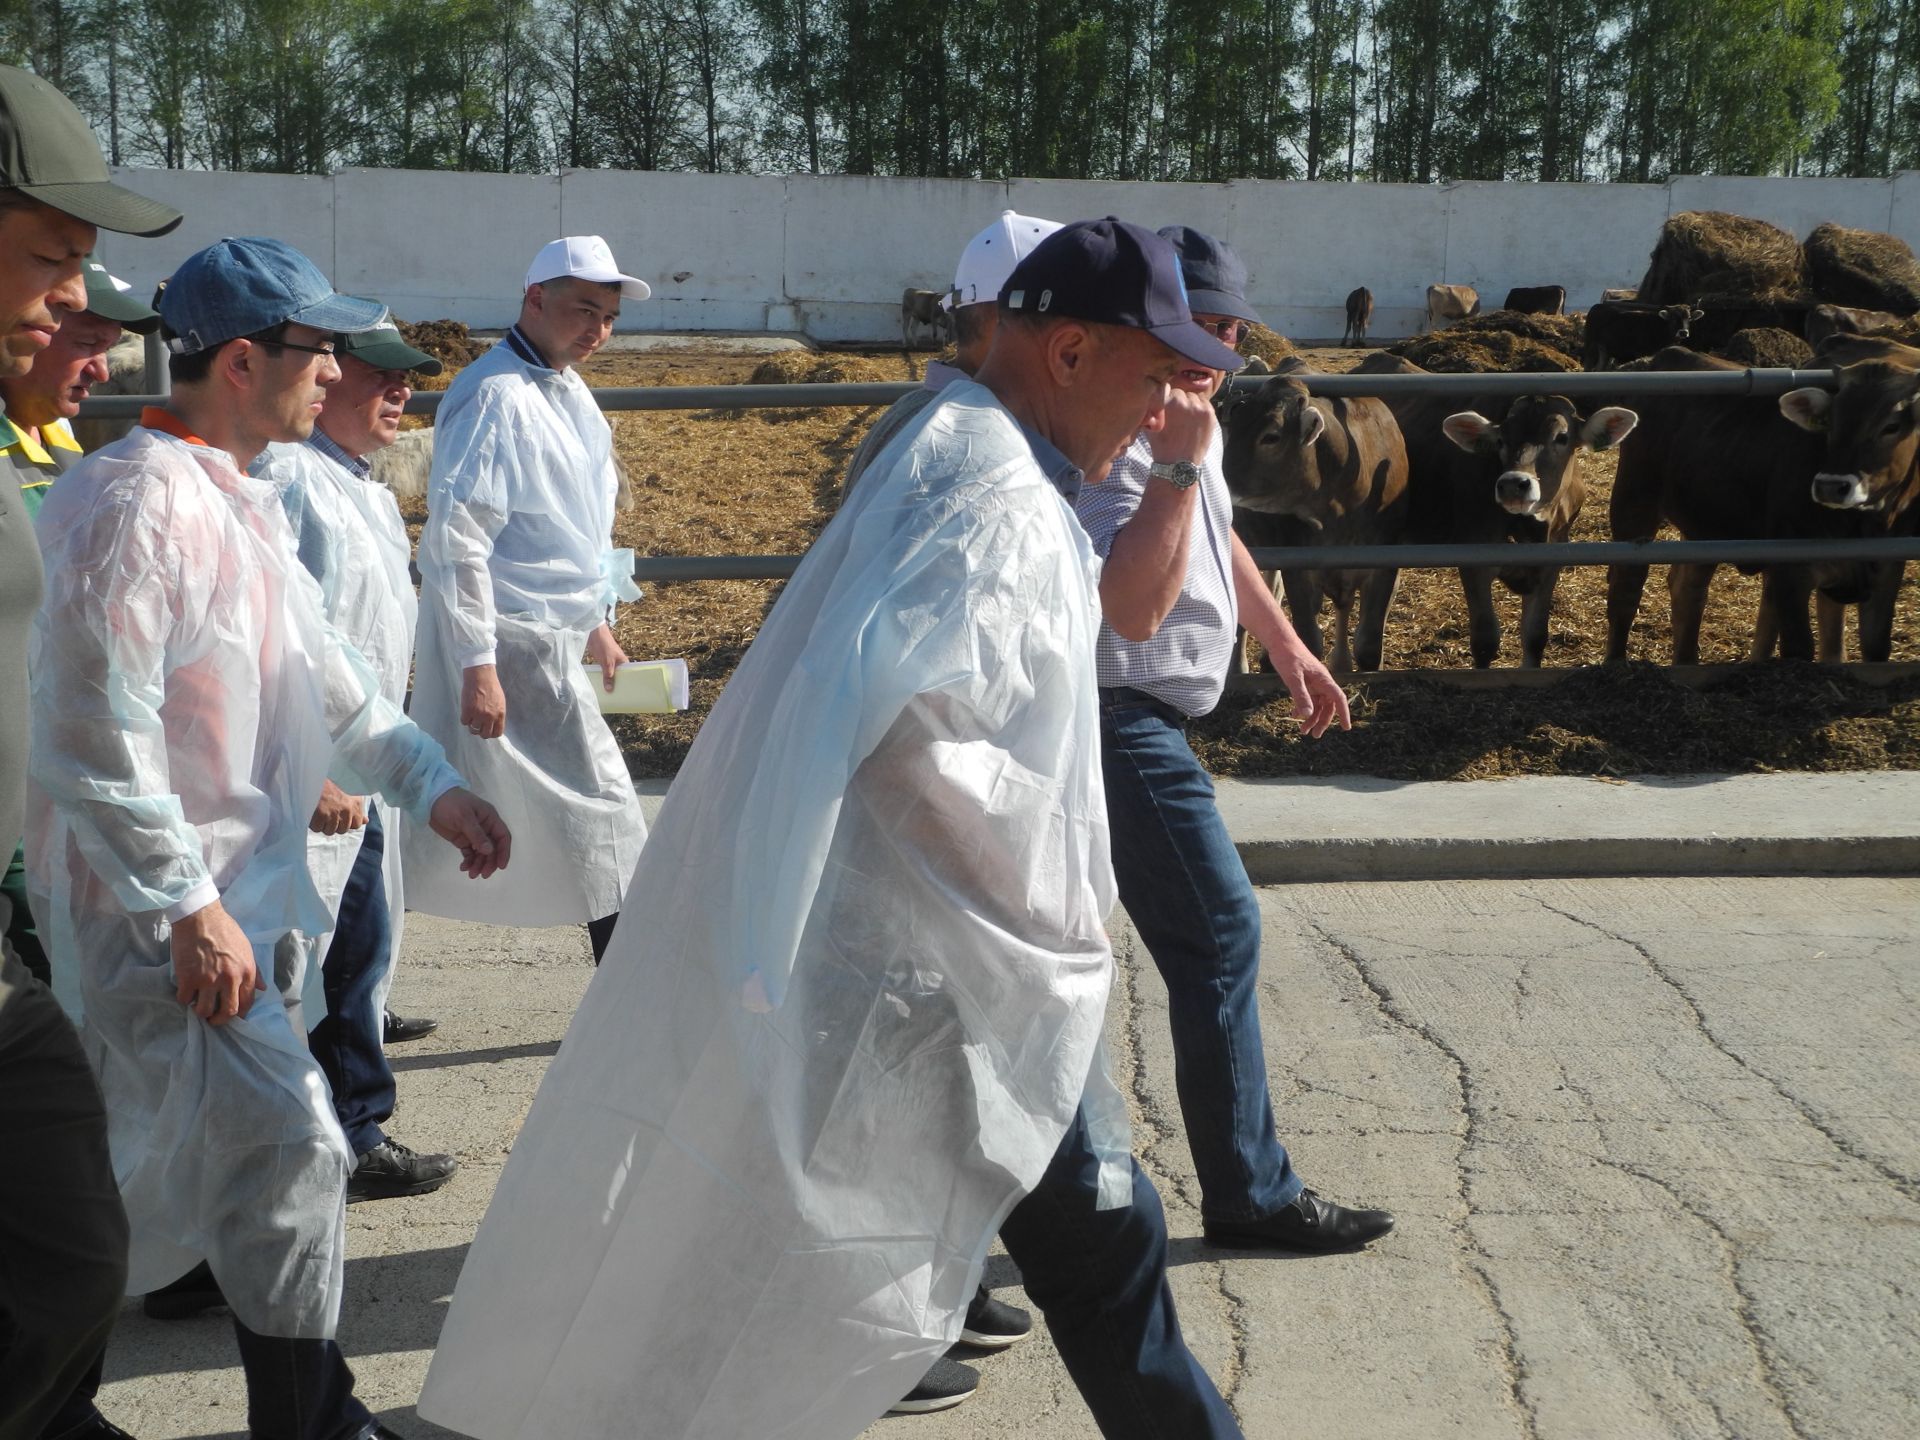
[89,167,1920,342]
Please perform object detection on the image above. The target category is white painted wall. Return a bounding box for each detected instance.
[88,167,1920,342]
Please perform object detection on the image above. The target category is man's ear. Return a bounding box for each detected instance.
[1045,321,1097,385]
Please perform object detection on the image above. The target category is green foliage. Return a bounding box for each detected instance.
[5,0,1912,179]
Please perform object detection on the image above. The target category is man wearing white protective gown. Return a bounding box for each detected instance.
[27,235,511,1440]
[406,238,649,951]
[420,219,1247,1440]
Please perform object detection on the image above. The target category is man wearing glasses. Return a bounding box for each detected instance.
[1072,226,1392,1255]
[28,235,511,1440]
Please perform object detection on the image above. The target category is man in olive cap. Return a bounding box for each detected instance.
[0,60,179,1440]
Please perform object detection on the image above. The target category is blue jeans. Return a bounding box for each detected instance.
[1098,687,1301,1224]
[308,806,394,1157]
[1000,1108,1242,1439]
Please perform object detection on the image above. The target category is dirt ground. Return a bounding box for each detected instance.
[401,341,1920,780]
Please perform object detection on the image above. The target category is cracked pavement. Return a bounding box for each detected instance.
[94,877,1920,1439]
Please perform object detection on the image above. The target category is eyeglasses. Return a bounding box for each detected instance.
[245,326,337,360]
[1197,317,1247,344]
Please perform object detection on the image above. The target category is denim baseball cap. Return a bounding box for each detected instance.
[1158,225,1262,327]
[999,217,1244,372]
[0,64,181,236]
[159,236,387,356]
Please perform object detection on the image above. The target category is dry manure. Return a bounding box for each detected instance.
[1803,222,1920,315]
[1714,326,1814,368]
[1238,324,1298,368]
[1443,308,1587,353]
[747,352,898,385]
[1639,210,1804,305]
[398,318,486,371]
[1387,328,1581,372]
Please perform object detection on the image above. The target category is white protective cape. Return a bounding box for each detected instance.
[254,439,419,1028]
[25,426,462,1337]
[404,340,646,926]
[419,381,1127,1440]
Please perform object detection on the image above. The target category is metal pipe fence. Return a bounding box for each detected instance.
[81,363,1918,582]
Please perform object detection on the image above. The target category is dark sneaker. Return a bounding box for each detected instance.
[957,1284,1031,1349]
[346,1138,458,1203]
[142,1260,227,1320]
[382,1009,438,1044]
[888,1356,979,1414]
[54,1410,138,1438]
[1203,1188,1395,1252]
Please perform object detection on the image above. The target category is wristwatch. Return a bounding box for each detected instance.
[1149,459,1202,491]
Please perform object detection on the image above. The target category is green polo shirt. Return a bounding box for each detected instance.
[2,410,83,519]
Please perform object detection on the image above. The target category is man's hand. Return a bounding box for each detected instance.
[1269,642,1353,740]
[585,624,627,692]
[429,788,513,880]
[461,663,506,739]
[309,779,368,835]
[1147,382,1216,465]
[171,901,264,1026]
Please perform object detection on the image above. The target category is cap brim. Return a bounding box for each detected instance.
[20,180,182,238]
[85,289,161,332]
[1152,321,1248,372]
[1185,287,1262,326]
[345,338,443,376]
[288,292,389,336]
[531,270,652,302]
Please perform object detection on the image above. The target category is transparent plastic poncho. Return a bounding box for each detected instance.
[405,342,646,926]
[420,381,1129,1440]
[26,426,461,1337]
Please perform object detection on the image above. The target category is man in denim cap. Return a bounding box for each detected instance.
[27,234,512,1440]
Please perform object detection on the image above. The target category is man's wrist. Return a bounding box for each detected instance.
[1149,459,1203,491]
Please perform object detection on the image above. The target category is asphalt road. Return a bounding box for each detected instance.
[95,876,1920,1440]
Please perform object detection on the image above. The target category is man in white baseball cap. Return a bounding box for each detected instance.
[406,238,650,963]
[843,209,1060,496]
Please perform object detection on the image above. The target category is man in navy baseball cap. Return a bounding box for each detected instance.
[999,216,1246,373]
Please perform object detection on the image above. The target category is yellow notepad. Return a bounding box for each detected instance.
[585,659,690,714]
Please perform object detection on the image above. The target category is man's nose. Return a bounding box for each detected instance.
[83,354,110,383]
[48,269,87,315]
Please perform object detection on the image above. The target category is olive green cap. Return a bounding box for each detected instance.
[0,64,181,236]
[341,320,443,377]
[82,256,160,333]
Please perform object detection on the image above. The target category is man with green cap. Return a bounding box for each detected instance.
[252,321,463,1208]
[0,59,180,1440]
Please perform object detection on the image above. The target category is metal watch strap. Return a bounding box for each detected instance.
[1149,459,1202,491]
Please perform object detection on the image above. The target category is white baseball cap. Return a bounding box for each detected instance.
[525,235,652,301]
[944,210,1063,310]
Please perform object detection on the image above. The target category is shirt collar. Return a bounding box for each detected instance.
[139,406,212,448]
[0,411,80,467]
[307,425,372,480]
[503,324,555,372]
[923,359,970,393]
[1016,422,1084,505]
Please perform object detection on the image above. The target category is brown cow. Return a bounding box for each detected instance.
[1583,300,1701,370]
[1421,284,1480,333]
[1222,362,1409,671]
[1359,352,1636,667]
[1605,348,1832,663]
[1502,285,1566,316]
[899,287,951,348]
[1341,286,1374,347]
[1804,303,1905,350]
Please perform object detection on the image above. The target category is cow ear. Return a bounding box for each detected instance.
[1296,403,1327,447]
[1442,411,1496,453]
[1581,406,1638,452]
[1779,387,1832,432]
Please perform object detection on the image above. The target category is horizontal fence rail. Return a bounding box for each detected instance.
[72,364,1850,420]
[79,365,1913,583]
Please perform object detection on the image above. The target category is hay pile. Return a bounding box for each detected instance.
[1639,211,1804,305]
[1715,326,1814,368]
[747,352,897,385]
[1442,308,1586,352]
[1238,323,1297,368]
[1803,222,1920,315]
[1387,328,1581,372]
[398,318,486,370]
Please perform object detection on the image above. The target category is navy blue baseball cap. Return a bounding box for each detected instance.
[159,236,387,356]
[1158,225,1262,327]
[998,217,1244,372]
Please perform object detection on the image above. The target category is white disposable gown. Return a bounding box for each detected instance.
[405,341,646,926]
[254,439,419,1027]
[25,426,463,1337]
[420,381,1126,1440]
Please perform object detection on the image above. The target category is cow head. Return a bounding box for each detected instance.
[1781,358,1920,514]
[1663,304,1703,341]
[1443,397,1638,518]
[1222,376,1332,527]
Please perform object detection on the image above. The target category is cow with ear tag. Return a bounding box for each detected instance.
[1222,364,1410,672]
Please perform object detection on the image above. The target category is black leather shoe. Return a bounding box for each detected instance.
[54,1411,138,1438]
[347,1138,458,1203]
[382,1009,438,1044]
[1203,1188,1395,1252]
[142,1260,228,1320]
[364,1427,408,1439]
